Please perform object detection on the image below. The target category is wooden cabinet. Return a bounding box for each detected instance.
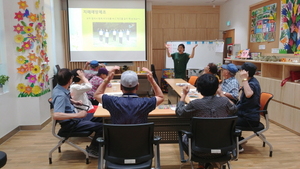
[225,59,300,134]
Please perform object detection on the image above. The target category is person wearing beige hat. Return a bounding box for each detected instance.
[94,67,164,124]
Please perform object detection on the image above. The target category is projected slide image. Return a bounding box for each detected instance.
[92,22,137,47]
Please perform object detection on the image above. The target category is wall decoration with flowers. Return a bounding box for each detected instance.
[14,0,50,97]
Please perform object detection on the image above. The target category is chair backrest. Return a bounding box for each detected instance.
[103,122,154,165]
[151,64,159,85]
[191,116,238,153]
[188,76,198,86]
[260,92,273,111]
[48,98,53,110]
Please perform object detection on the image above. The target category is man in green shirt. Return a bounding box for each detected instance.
[165,43,198,80]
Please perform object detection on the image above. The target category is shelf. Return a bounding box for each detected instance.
[225,59,300,80]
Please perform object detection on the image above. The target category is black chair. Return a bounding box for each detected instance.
[178,116,241,169]
[97,122,161,169]
[236,92,273,157]
[148,64,160,96]
[0,151,7,168]
[48,98,93,164]
[151,64,159,86]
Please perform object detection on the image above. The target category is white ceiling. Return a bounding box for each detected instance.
[148,0,229,6]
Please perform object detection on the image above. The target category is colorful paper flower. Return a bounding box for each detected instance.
[35,0,40,9]
[23,26,33,34]
[17,65,28,74]
[37,73,44,83]
[14,34,24,43]
[13,23,24,34]
[18,0,28,10]
[28,13,37,22]
[44,65,50,72]
[16,55,27,64]
[14,11,24,21]
[36,32,42,43]
[22,41,31,50]
[27,33,37,42]
[24,62,34,71]
[32,85,42,95]
[17,83,26,93]
[24,85,32,94]
[28,74,37,83]
[45,74,49,82]
[23,9,29,18]
[31,65,41,74]
[36,45,41,54]
[27,53,38,62]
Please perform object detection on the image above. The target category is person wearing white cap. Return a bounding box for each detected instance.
[94,67,164,124]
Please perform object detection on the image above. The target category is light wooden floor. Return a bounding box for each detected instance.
[1,95,300,168]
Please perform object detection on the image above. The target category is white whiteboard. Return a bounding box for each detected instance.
[165,40,224,69]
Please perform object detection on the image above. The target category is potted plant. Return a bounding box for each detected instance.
[0,75,9,87]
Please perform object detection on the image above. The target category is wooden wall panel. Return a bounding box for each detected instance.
[163,29,186,42]
[185,29,200,40]
[174,14,197,29]
[152,13,175,29]
[205,14,219,28]
[195,29,208,40]
[152,28,164,49]
[152,6,219,14]
[196,14,207,28]
[206,29,220,40]
[152,50,166,70]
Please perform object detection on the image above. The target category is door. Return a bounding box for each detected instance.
[223,29,235,62]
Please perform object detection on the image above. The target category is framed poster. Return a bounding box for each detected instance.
[250,3,277,43]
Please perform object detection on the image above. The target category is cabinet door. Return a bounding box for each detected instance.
[291,108,300,133]
[260,78,281,101]
[281,104,300,133]
[294,83,300,109]
[268,100,281,123]
[281,82,295,106]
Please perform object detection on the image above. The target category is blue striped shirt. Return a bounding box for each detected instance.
[221,77,239,101]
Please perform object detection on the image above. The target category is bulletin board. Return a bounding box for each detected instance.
[248,0,282,55]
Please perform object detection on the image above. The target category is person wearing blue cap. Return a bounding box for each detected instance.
[83,60,106,80]
[219,63,239,104]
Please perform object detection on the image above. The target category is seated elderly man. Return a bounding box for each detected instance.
[52,68,103,158]
[219,63,239,104]
[94,67,164,124]
[176,74,237,169]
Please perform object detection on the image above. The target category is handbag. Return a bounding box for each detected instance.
[281,71,300,86]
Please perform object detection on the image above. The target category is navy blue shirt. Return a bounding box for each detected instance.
[102,94,156,124]
[236,77,261,122]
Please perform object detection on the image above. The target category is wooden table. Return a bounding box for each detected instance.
[94,82,191,144]
[164,78,203,104]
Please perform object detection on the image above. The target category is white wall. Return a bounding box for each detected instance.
[0,0,65,139]
[0,0,21,139]
[219,0,265,49]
